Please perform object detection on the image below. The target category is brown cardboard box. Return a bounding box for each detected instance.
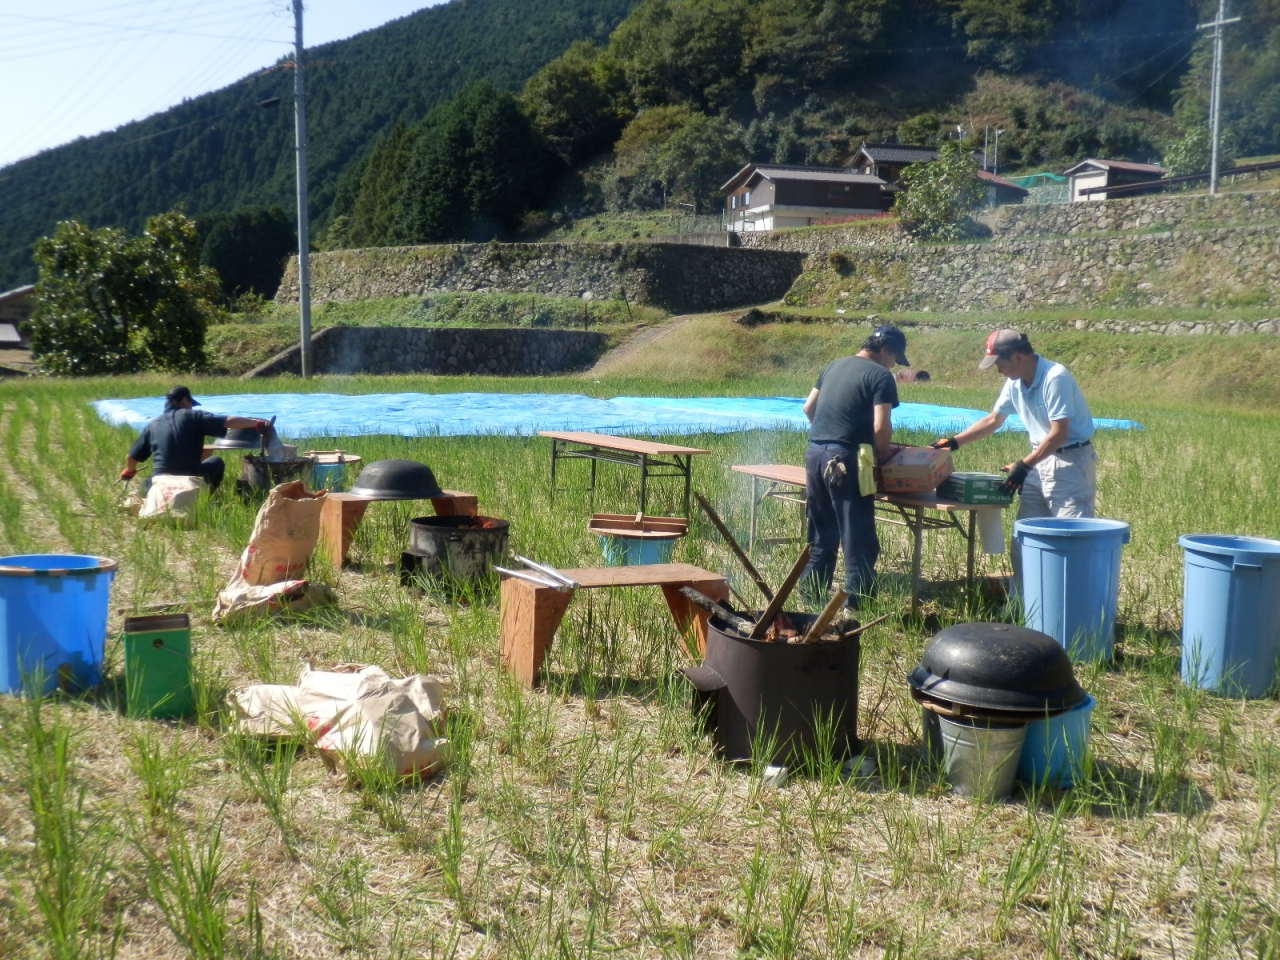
[876,444,954,494]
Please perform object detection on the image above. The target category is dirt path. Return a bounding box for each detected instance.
[586,313,698,375]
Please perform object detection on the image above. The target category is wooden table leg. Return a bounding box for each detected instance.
[661,578,729,656]
[909,507,924,617]
[500,578,574,688]
[319,494,370,569]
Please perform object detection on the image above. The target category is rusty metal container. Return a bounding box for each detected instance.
[683,611,860,765]
[404,515,509,582]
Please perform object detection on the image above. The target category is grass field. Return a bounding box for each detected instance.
[1,321,1279,959]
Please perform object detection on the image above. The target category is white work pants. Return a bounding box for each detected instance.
[1011,445,1098,582]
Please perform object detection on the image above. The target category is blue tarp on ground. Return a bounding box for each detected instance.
[92,392,1141,439]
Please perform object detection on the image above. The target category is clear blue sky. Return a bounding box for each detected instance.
[0,0,449,169]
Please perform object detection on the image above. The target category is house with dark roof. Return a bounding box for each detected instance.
[0,285,33,337]
[976,169,1030,207]
[720,164,888,232]
[845,143,944,184]
[1064,159,1164,202]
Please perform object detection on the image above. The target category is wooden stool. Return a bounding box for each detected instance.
[499,563,730,687]
[318,490,479,569]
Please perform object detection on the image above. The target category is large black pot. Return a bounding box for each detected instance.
[404,515,509,582]
[214,425,282,450]
[908,622,1086,715]
[683,611,860,765]
[239,455,312,491]
[349,459,444,501]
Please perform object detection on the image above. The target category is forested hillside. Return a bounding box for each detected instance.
[0,0,639,290]
[328,0,1280,251]
[5,0,1278,292]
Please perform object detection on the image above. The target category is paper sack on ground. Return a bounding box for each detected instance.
[231,664,449,778]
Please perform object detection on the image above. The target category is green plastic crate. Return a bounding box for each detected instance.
[938,472,1014,504]
[123,614,194,719]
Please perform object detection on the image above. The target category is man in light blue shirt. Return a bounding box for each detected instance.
[931,329,1097,575]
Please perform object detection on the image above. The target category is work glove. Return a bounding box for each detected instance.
[823,456,847,487]
[119,468,136,481]
[255,419,270,435]
[931,437,959,451]
[1001,460,1030,495]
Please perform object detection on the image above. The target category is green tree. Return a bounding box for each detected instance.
[394,84,556,243]
[895,140,984,240]
[655,112,746,212]
[521,42,631,163]
[347,123,417,248]
[31,210,219,375]
[198,205,295,299]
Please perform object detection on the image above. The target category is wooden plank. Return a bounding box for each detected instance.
[878,491,1008,513]
[432,491,479,517]
[749,545,811,640]
[564,563,727,589]
[732,463,806,487]
[538,431,709,456]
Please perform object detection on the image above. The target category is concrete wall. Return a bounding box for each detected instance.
[245,326,607,378]
[275,241,805,314]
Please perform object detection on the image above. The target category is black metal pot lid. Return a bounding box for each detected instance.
[212,426,267,449]
[908,622,1086,713]
[349,459,444,501]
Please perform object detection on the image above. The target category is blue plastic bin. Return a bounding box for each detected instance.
[311,462,347,491]
[598,534,679,566]
[1178,534,1280,698]
[1014,517,1130,662]
[1017,694,1095,788]
[0,555,117,695]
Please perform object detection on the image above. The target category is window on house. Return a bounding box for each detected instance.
[730,195,737,209]
[744,190,751,206]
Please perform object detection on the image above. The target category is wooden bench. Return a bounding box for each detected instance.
[499,563,729,687]
[318,490,479,569]
[539,430,709,517]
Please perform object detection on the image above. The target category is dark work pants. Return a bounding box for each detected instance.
[199,456,225,491]
[802,441,879,607]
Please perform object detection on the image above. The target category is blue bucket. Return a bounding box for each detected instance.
[1178,534,1280,698]
[1018,694,1095,788]
[311,462,347,492]
[0,555,118,695]
[598,534,678,567]
[1014,517,1130,662]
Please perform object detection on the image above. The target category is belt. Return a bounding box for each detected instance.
[1058,440,1092,452]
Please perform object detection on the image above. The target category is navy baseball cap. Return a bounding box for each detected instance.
[872,324,910,366]
[164,385,200,408]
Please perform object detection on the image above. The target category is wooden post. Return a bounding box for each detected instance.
[499,578,574,688]
[318,493,369,569]
[661,578,729,656]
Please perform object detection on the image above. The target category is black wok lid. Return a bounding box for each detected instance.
[349,459,444,500]
[908,622,1086,713]
[212,427,265,449]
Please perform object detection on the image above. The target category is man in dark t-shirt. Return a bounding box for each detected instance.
[800,325,908,608]
[121,386,270,491]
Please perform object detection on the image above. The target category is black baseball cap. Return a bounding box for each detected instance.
[164,385,200,408]
[872,324,910,366]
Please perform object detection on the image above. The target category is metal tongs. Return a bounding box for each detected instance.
[493,555,578,592]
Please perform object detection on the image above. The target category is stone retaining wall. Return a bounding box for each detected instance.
[275,241,805,314]
[244,326,607,378]
[992,189,1280,238]
[791,223,1280,311]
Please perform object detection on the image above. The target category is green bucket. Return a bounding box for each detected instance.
[123,614,194,719]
